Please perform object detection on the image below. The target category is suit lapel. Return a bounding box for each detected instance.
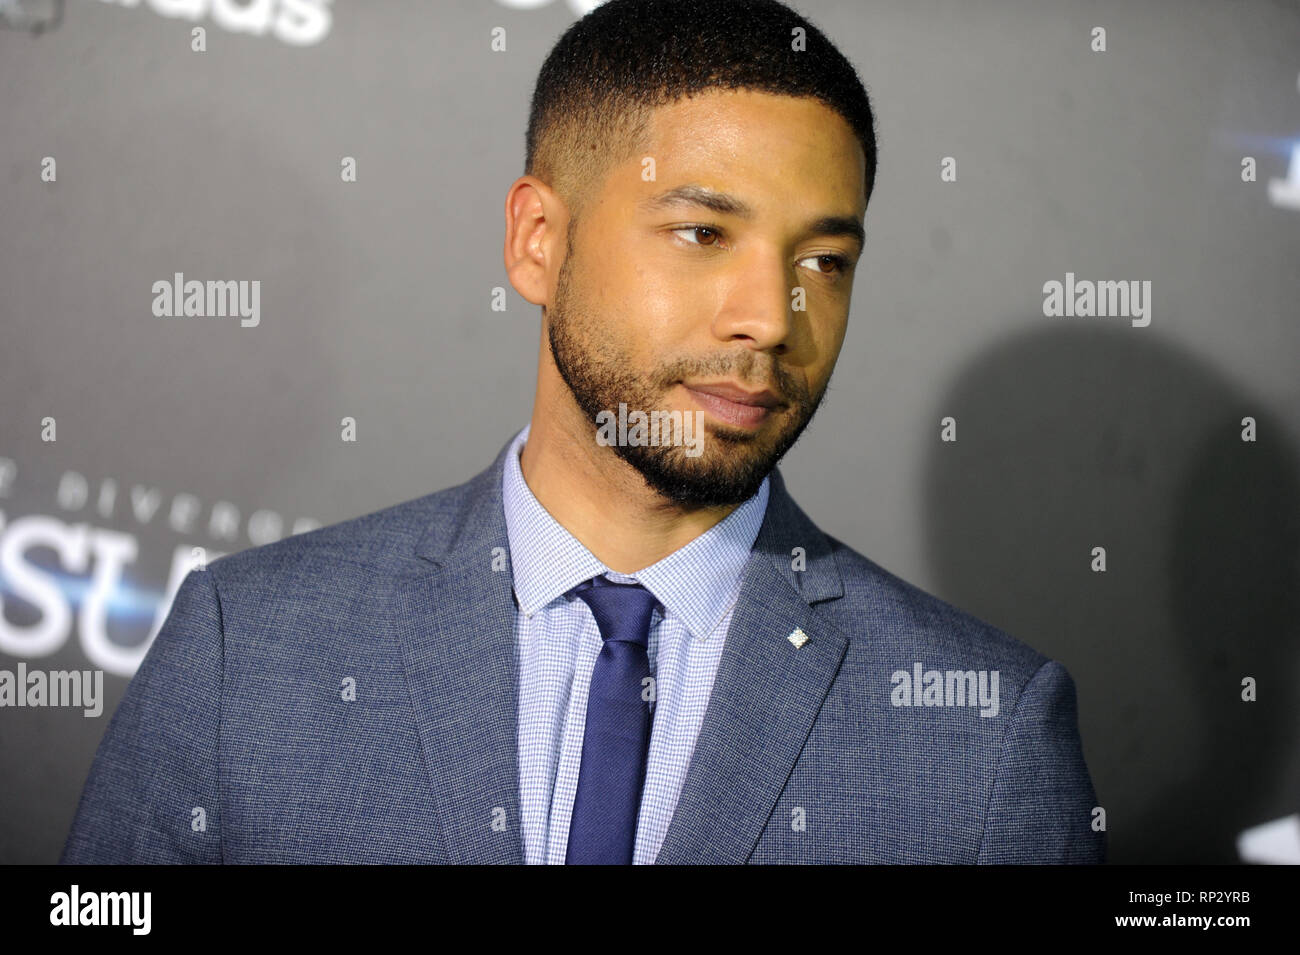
[392,439,524,864]
[654,468,849,864]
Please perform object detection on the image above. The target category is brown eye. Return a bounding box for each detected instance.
[799,253,849,276]
[671,226,727,250]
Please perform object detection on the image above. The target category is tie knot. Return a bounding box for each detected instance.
[570,575,658,647]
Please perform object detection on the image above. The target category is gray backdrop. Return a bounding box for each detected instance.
[2,0,1298,864]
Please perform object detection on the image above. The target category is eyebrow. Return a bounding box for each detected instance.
[637,183,865,255]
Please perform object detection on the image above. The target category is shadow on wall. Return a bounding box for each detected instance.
[922,323,1299,864]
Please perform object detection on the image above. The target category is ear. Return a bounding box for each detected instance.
[503,176,568,308]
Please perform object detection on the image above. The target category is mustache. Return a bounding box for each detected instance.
[653,356,808,404]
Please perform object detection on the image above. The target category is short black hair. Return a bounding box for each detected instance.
[525,0,878,223]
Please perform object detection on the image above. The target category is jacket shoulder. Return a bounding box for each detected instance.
[204,476,478,585]
[819,532,1049,680]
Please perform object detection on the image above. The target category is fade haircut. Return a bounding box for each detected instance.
[524,0,878,226]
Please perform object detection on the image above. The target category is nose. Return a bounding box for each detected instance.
[709,245,799,354]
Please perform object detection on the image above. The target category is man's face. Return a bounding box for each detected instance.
[547,89,868,507]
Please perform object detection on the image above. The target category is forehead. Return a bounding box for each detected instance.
[616,89,867,216]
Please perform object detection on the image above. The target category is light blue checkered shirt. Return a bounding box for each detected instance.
[502,423,770,864]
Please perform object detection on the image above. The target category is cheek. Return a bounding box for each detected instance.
[827,315,850,354]
[809,314,850,375]
[619,262,699,338]
[591,228,714,342]
[587,245,653,312]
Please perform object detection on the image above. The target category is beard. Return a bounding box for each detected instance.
[546,231,829,508]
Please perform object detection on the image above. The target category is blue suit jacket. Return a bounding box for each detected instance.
[61,435,1105,864]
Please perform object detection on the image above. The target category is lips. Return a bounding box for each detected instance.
[682,381,783,429]
[686,382,782,407]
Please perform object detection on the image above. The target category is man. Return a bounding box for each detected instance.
[61,0,1104,864]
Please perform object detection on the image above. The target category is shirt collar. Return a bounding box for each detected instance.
[501,423,769,640]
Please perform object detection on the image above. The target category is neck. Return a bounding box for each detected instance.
[519,375,740,574]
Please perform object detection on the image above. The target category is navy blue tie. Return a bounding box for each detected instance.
[565,574,659,865]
